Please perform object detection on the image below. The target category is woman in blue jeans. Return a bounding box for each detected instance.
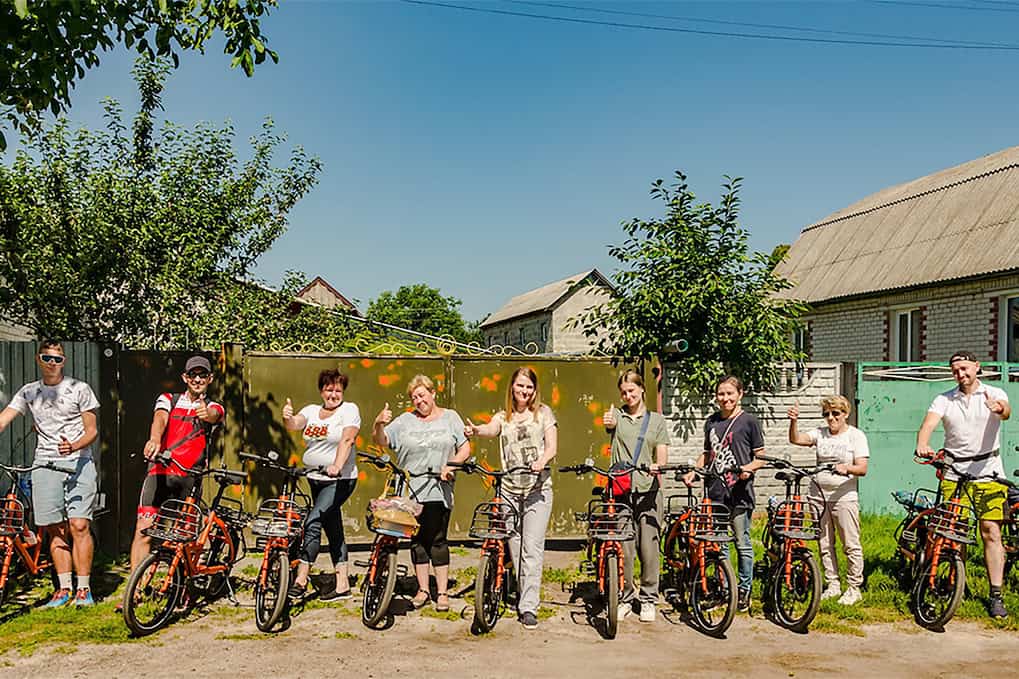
[282,369,361,601]
[685,375,766,612]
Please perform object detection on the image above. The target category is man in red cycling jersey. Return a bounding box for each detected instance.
[127,355,225,574]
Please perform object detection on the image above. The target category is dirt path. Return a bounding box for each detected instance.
[5,547,1019,678]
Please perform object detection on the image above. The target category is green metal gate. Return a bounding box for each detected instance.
[857,362,1019,514]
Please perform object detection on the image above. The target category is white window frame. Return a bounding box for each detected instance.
[999,292,1019,362]
[891,307,921,362]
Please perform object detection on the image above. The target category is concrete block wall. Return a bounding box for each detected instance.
[482,311,551,353]
[551,284,612,354]
[804,273,1019,363]
[659,362,841,507]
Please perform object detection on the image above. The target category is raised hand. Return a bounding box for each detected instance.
[283,397,294,420]
[375,402,393,426]
[787,398,800,420]
[985,391,1006,415]
[464,418,477,437]
[602,404,617,429]
[194,393,209,422]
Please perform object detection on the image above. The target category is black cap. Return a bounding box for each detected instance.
[184,356,212,373]
[948,351,978,365]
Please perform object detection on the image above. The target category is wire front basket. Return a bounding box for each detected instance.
[469,500,518,541]
[0,497,25,537]
[929,500,976,545]
[145,499,204,544]
[585,500,635,541]
[689,500,733,543]
[769,498,824,541]
[250,498,307,539]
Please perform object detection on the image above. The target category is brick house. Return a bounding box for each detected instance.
[294,276,360,316]
[480,269,614,354]
[775,145,1019,363]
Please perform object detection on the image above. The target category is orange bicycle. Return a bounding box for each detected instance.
[241,451,319,633]
[560,458,642,640]
[659,463,738,638]
[0,460,73,605]
[121,453,249,636]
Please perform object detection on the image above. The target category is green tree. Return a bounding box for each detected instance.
[0,57,321,347]
[366,284,483,345]
[573,171,806,394]
[1,0,279,150]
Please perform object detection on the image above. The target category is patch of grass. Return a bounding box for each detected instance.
[335,631,358,639]
[542,566,581,585]
[0,603,134,656]
[215,632,266,641]
[240,564,259,578]
[536,606,557,621]
[419,606,461,621]
[450,546,471,557]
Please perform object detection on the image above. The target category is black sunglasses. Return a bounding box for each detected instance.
[39,354,65,365]
[822,410,844,417]
[185,371,211,380]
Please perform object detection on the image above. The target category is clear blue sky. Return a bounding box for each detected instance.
[17,0,1019,321]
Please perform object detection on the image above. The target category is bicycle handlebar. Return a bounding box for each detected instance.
[151,451,248,485]
[240,450,324,478]
[356,451,441,478]
[558,461,652,477]
[447,460,548,477]
[0,461,75,476]
[759,456,844,478]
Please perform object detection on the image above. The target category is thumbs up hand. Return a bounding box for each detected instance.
[787,399,800,420]
[282,397,294,420]
[602,404,617,430]
[985,391,1006,415]
[375,402,393,426]
[194,393,209,421]
[464,418,477,437]
[58,435,73,456]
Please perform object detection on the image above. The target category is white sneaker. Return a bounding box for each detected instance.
[837,586,862,606]
[639,604,656,623]
[820,583,842,601]
[617,602,633,620]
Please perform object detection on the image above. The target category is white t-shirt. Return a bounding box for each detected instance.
[299,402,361,481]
[7,377,100,462]
[928,381,1009,480]
[808,425,870,502]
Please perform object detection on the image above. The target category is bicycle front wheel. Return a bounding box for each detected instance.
[474,547,504,632]
[361,543,397,629]
[123,550,184,636]
[689,552,737,637]
[605,551,619,639]
[770,548,821,633]
[912,550,965,629]
[254,548,291,633]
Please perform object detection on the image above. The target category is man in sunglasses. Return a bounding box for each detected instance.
[0,340,100,607]
[127,355,225,579]
[917,350,1011,618]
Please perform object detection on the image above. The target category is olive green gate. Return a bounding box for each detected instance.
[856,362,1019,514]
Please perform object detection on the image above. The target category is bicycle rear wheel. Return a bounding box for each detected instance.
[912,550,965,629]
[770,549,821,633]
[254,548,290,633]
[605,551,619,639]
[689,552,737,638]
[123,550,184,636]
[361,542,397,629]
[474,548,504,632]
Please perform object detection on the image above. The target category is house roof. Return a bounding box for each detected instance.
[480,269,613,328]
[295,276,360,315]
[775,145,1019,304]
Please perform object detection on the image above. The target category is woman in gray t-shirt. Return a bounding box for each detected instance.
[372,374,470,613]
[465,367,558,629]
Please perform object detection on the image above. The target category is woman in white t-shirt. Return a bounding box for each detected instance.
[282,369,361,601]
[788,394,869,606]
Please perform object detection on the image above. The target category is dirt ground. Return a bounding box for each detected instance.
[5,545,1019,679]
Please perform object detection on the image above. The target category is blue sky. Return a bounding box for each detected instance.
[15,0,1019,321]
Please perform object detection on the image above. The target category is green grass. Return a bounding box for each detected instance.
[335,631,358,639]
[215,632,267,641]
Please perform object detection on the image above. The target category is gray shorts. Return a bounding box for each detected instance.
[31,457,98,526]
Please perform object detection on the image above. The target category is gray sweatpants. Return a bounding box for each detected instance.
[505,486,553,615]
[621,487,663,604]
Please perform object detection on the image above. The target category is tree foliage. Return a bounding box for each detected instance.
[0,57,321,348]
[1,0,279,150]
[573,171,806,395]
[366,284,483,345]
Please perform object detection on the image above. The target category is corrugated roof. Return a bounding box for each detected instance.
[775,145,1019,303]
[480,269,612,327]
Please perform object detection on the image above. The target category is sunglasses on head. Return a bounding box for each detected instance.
[822,410,844,418]
[185,370,211,380]
[39,354,65,365]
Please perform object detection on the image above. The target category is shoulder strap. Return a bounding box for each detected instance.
[630,411,652,467]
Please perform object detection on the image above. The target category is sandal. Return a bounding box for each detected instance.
[435,592,450,612]
[411,589,430,608]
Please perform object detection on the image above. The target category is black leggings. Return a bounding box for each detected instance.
[411,501,451,566]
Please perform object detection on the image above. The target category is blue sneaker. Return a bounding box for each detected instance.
[73,588,95,607]
[45,588,72,608]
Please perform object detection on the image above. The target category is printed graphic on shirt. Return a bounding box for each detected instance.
[707,427,739,487]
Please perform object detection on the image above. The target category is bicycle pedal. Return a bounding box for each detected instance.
[353,560,370,568]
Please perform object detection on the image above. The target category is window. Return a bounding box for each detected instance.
[519,327,526,346]
[541,322,549,342]
[1006,296,1019,362]
[894,309,922,361]
[793,327,807,356]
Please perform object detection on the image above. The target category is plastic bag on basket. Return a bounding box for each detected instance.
[370,496,423,517]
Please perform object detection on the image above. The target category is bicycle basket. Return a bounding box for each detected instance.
[929,500,976,544]
[144,499,204,544]
[250,498,307,539]
[689,500,733,543]
[769,498,824,541]
[0,497,25,537]
[469,500,518,541]
[585,500,635,541]
[367,497,420,538]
